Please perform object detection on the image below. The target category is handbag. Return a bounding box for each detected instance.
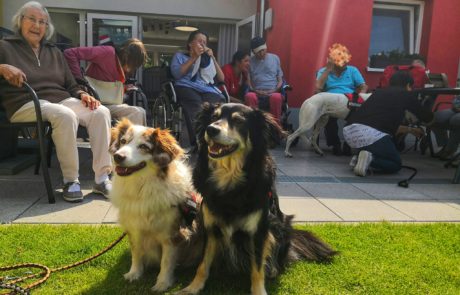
[84,76,124,105]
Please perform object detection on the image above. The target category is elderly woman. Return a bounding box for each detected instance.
[170,30,226,148]
[315,43,368,155]
[0,1,112,202]
[64,38,147,125]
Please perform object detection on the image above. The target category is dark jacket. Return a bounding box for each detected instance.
[346,87,433,136]
[0,35,84,119]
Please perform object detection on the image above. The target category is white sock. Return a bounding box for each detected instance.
[95,174,109,185]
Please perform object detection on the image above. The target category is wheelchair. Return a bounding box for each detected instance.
[144,66,229,146]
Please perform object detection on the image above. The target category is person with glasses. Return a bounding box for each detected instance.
[0,1,113,202]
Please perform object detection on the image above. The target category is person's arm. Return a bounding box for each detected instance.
[356,83,368,93]
[315,60,334,93]
[352,66,368,93]
[0,64,26,87]
[63,46,114,79]
[205,47,224,82]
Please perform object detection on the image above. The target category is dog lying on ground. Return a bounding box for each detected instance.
[178,103,337,295]
[109,119,202,292]
[285,92,371,157]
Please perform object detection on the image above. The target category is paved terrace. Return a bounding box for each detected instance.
[1,138,459,224]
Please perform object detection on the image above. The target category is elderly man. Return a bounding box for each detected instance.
[244,36,284,123]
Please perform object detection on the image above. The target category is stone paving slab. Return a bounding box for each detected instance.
[381,199,460,221]
[279,197,341,222]
[316,198,414,222]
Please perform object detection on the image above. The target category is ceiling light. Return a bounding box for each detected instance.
[173,21,198,32]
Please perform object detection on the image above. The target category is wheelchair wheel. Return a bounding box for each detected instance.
[170,106,182,140]
[152,95,171,130]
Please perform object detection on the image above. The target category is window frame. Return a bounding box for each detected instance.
[368,0,424,72]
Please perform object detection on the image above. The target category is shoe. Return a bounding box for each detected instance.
[354,150,373,177]
[92,179,112,198]
[349,155,358,168]
[63,181,83,203]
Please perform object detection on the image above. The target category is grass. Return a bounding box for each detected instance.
[0,223,459,295]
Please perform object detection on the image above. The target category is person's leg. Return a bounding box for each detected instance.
[175,86,206,147]
[432,109,453,148]
[106,104,147,126]
[268,93,283,123]
[325,117,341,154]
[11,99,82,202]
[364,136,402,173]
[445,112,460,152]
[201,92,226,104]
[244,92,259,109]
[11,100,80,183]
[61,98,112,185]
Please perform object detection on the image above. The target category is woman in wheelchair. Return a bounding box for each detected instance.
[170,30,226,147]
[64,37,147,126]
[221,50,250,103]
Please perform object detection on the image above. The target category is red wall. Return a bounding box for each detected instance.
[264,0,460,107]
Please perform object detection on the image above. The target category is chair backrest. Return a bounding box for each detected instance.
[142,66,171,101]
[427,73,449,88]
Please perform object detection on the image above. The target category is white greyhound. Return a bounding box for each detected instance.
[284,92,371,157]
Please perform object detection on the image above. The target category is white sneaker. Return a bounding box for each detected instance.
[354,150,373,177]
[63,181,83,202]
[349,155,358,168]
[92,179,112,199]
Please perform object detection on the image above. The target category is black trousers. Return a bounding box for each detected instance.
[325,117,341,147]
[175,86,225,146]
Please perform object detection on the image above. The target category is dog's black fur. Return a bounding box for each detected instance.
[180,103,337,295]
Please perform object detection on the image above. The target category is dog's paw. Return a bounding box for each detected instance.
[123,270,142,282]
[174,286,199,295]
[284,151,293,158]
[151,279,173,293]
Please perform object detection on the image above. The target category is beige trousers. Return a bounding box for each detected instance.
[105,104,146,125]
[11,98,112,184]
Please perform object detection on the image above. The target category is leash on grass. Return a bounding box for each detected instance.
[0,232,126,295]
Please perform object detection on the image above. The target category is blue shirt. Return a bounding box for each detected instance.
[316,65,365,94]
[249,53,283,90]
[170,52,221,94]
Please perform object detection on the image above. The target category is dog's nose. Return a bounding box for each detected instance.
[113,153,126,164]
[206,125,220,138]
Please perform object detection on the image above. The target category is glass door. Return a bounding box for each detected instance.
[236,15,256,54]
[87,13,139,46]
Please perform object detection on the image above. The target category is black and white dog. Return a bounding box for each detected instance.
[178,103,337,295]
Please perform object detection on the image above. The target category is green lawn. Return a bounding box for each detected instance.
[1,223,459,294]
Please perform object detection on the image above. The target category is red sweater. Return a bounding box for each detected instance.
[221,63,247,100]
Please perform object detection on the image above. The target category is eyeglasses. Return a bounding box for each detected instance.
[22,15,48,27]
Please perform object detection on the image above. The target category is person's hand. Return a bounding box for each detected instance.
[255,89,268,96]
[190,42,205,59]
[325,58,334,72]
[0,64,27,88]
[80,93,100,110]
[203,46,214,58]
[126,84,138,91]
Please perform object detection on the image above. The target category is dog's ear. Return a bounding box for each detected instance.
[248,110,286,151]
[110,118,132,154]
[195,102,217,145]
[150,128,184,162]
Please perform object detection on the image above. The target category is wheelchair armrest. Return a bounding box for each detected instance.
[282,84,293,92]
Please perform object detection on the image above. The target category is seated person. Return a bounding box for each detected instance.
[343,71,433,177]
[221,50,250,103]
[0,1,112,201]
[170,30,226,147]
[431,96,460,160]
[316,43,368,155]
[245,36,283,123]
[64,37,147,126]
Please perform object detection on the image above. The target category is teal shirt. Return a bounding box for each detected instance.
[316,65,365,94]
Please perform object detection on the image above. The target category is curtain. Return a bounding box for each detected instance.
[217,24,236,66]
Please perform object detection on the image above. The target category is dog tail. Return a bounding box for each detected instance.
[287,217,338,263]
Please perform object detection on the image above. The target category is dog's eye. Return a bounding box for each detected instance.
[232,114,246,124]
[138,144,150,151]
[120,138,127,145]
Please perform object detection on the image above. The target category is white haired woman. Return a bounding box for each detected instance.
[0,1,112,202]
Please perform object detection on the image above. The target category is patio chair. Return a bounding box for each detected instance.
[0,82,55,203]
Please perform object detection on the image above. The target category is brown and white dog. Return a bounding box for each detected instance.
[109,119,201,292]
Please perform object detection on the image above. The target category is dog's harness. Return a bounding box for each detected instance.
[345,93,365,111]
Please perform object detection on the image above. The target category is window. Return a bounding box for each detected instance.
[368,1,424,68]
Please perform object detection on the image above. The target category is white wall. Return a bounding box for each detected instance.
[2,0,257,28]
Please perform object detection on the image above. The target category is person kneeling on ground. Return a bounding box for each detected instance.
[343,71,433,177]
